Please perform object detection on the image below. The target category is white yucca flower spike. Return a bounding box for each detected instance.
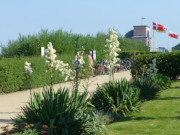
[73,46,85,70]
[105,28,121,80]
[55,60,72,81]
[45,42,57,68]
[44,42,72,81]
[24,61,33,75]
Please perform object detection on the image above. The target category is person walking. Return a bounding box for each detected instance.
[88,51,95,77]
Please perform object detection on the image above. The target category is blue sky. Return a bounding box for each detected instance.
[0,0,180,51]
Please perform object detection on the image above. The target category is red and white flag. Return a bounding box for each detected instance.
[152,22,167,33]
[169,32,178,39]
[153,22,157,30]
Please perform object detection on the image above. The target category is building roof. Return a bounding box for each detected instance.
[133,25,150,28]
[125,30,133,38]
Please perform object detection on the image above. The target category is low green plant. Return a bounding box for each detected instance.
[12,129,38,135]
[94,111,114,125]
[146,58,158,77]
[91,79,140,116]
[153,74,171,89]
[132,76,161,100]
[13,87,105,135]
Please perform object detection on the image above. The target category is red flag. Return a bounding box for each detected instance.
[153,22,157,30]
[153,22,166,33]
[157,24,164,31]
[169,32,178,39]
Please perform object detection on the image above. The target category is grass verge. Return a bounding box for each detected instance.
[107,80,180,135]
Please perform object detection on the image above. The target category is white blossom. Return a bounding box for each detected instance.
[55,60,72,81]
[75,51,85,65]
[24,61,33,75]
[45,42,57,68]
[45,42,72,81]
[105,28,121,79]
[73,47,85,69]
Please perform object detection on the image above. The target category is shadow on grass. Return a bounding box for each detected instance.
[156,97,180,100]
[170,87,180,89]
[117,116,156,122]
[116,115,180,123]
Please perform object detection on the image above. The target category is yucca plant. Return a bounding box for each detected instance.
[153,74,171,89]
[91,79,140,116]
[13,87,105,135]
[132,76,161,100]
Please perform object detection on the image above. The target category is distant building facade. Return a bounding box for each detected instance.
[125,25,151,46]
[158,47,166,52]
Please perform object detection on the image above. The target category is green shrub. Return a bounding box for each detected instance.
[12,129,38,135]
[153,74,171,89]
[131,52,180,80]
[91,79,140,116]
[14,87,105,135]
[1,29,149,58]
[132,76,161,100]
[0,54,89,93]
[94,111,114,125]
[118,51,159,61]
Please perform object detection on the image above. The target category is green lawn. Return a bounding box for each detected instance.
[107,80,180,135]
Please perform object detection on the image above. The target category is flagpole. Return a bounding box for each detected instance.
[153,30,156,51]
[170,38,172,52]
[169,36,172,52]
[168,36,170,52]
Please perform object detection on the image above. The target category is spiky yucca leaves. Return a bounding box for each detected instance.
[153,74,171,89]
[13,87,105,135]
[91,79,140,116]
[132,76,161,100]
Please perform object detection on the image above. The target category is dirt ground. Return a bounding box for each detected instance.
[0,71,131,133]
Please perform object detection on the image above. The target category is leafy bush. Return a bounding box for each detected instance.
[91,79,140,116]
[153,74,171,89]
[94,111,114,125]
[0,29,149,58]
[146,58,158,77]
[14,87,105,135]
[12,129,38,135]
[0,54,89,93]
[131,52,180,80]
[132,76,161,100]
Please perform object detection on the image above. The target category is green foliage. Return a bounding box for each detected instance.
[172,43,180,50]
[12,129,38,135]
[1,29,149,58]
[131,75,170,100]
[118,51,160,61]
[91,79,140,116]
[131,52,180,80]
[107,81,180,135]
[14,87,105,135]
[153,74,171,90]
[0,54,89,93]
[146,58,158,77]
[119,37,150,52]
[94,111,114,125]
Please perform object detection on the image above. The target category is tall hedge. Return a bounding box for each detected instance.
[0,54,89,93]
[118,51,161,61]
[0,29,149,58]
[131,52,180,80]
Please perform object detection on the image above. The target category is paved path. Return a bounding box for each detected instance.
[0,71,131,133]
